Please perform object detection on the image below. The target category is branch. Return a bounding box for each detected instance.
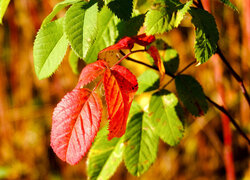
[119,50,174,77]
[114,49,146,66]
[206,96,250,144]
[162,60,196,89]
[120,53,250,144]
[216,48,250,106]
[196,0,250,106]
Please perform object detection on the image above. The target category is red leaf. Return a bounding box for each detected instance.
[147,46,165,80]
[132,33,155,46]
[99,36,135,54]
[51,88,102,165]
[98,49,122,67]
[98,34,155,56]
[76,60,108,88]
[103,65,138,140]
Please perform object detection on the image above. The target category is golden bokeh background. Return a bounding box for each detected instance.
[0,0,249,179]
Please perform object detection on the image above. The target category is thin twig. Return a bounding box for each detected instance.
[119,50,174,77]
[206,96,250,144]
[162,60,197,89]
[196,0,250,106]
[114,49,146,66]
[177,60,197,75]
[119,52,250,144]
[216,48,250,106]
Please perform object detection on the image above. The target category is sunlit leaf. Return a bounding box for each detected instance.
[98,36,135,54]
[99,34,155,55]
[132,33,155,46]
[65,1,98,59]
[41,0,82,27]
[98,49,122,67]
[76,60,108,88]
[149,90,184,146]
[84,6,120,63]
[189,8,219,63]
[145,0,192,34]
[175,75,208,116]
[147,46,165,80]
[104,65,138,140]
[51,88,102,165]
[69,50,79,74]
[0,0,10,24]
[129,101,143,117]
[137,70,160,94]
[124,112,159,176]
[87,127,124,180]
[33,18,68,80]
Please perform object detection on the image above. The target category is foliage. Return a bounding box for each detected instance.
[189,7,219,63]
[145,0,193,34]
[218,0,238,12]
[87,126,124,180]
[175,75,208,116]
[124,107,159,176]
[149,90,184,146]
[64,1,98,59]
[33,18,68,79]
[24,0,247,179]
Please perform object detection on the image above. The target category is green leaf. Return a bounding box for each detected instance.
[84,6,120,63]
[189,8,219,63]
[145,0,192,35]
[104,0,113,4]
[129,101,143,118]
[0,0,10,24]
[117,14,145,40]
[218,0,238,12]
[175,75,208,116]
[69,50,79,74]
[64,1,98,59]
[174,0,193,27]
[33,18,68,80]
[108,0,133,20]
[124,112,159,176]
[163,47,179,74]
[147,41,179,74]
[41,0,82,27]
[153,39,168,50]
[87,127,124,180]
[137,70,160,94]
[154,0,181,6]
[149,90,184,146]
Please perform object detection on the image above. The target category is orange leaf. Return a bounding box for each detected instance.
[99,36,135,54]
[103,65,138,140]
[76,60,108,88]
[132,33,155,46]
[147,46,165,80]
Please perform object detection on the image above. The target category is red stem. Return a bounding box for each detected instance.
[201,1,235,179]
[112,49,146,67]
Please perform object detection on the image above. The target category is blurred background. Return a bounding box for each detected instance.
[0,0,249,179]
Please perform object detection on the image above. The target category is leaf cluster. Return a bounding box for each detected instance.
[31,0,240,179]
